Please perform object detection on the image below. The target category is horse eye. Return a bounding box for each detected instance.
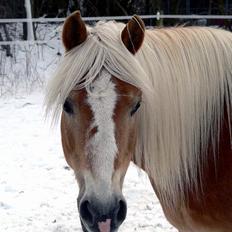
[63,100,74,114]
[130,101,141,116]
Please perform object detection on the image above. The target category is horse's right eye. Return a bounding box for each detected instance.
[63,100,74,114]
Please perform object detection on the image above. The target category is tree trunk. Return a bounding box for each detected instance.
[23,23,28,40]
[2,25,12,57]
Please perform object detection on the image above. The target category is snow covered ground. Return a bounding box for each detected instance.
[0,91,177,231]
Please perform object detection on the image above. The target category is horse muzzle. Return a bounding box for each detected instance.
[78,196,127,232]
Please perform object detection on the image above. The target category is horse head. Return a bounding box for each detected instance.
[60,11,145,232]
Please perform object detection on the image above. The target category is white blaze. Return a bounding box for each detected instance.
[86,70,118,198]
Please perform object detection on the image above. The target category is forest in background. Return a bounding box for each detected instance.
[0,0,231,18]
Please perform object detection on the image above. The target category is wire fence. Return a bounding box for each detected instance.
[1,14,232,23]
[0,14,232,45]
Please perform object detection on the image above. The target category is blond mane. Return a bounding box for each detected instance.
[45,21,232,207]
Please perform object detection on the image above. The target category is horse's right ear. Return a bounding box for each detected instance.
[62,11,87,51]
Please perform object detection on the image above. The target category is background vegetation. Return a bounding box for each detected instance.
[0,1,231,18]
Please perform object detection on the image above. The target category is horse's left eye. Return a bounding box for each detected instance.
[131,101,141,116]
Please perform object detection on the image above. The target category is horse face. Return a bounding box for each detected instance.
[60,11,144,232]
[61,72,141,231]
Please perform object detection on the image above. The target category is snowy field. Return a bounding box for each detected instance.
[0,91,177,232]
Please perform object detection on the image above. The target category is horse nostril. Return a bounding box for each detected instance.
[79,198,127,229]
[80,200,94,226]
[116,199,127,224]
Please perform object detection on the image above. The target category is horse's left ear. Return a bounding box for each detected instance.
[121,15,145,54]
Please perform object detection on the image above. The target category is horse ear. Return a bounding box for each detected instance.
[62,11,87,51]
[121,15,145,54]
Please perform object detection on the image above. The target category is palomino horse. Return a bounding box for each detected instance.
[45,11,232,232]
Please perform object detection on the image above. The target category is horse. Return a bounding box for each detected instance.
[45,11,232,232]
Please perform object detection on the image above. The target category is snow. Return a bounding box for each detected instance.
[0,92,177,231]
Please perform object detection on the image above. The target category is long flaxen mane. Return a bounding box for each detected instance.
[45,20,232,206]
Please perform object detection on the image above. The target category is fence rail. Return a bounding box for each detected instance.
[0,14,232,23]
[0,14,231,46]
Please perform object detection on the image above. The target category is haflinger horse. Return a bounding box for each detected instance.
[45,11,232,232]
